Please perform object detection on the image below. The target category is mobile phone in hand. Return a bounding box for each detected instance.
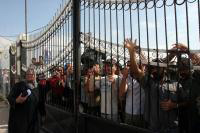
[21,89,31,97]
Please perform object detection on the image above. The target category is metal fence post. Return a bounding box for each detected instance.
[73,0,81,132]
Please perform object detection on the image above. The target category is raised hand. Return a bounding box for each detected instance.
[124,39,137,51]
[172,43,188,52]
[87,68,94,78]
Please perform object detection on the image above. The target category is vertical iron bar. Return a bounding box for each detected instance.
[122,0,126,62]
[173,2,180,131]
[98,1,101,120]
[198,0,200,41]
[185,1,191,131]
[115,0,120,122]
[73,0,80,132]
[84,0,87,108]
[88,0,91,114]
[153,0,160,122]
[109,0,113,120]
[163,0,170,125]
[93,0,96,117]
[103,0,107,118]
[145,0,151,124]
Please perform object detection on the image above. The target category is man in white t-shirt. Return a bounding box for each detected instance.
[119,66,145,127]
[100,59,121,121]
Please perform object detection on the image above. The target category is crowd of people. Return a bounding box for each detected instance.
[7,40,200,133]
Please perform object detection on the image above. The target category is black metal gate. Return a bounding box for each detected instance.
[9,0,200,132]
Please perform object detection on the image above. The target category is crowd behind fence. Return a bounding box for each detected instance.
[9,0,200,132]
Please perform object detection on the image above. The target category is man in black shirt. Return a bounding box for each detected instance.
[7,68,45,133]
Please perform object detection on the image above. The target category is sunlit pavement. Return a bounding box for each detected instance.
[0,126,8,133]
[0,100,9,133]
[0,100,47,133]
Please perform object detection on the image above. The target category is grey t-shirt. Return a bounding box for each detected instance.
[141,75,181,131]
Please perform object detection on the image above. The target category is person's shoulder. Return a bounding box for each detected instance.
[11,81,27,93]
[100,76,106,84]
[14,81,26,87]
[138,73,153,89]
[114,74,120,79]
[192,71,200,83]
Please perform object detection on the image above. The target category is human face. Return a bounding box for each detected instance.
[32,58,36,64]
[55,69,62,78]
[39,56,43,62]
[58,67,64,75]
[151,67,165,81]
[26,71,35,83]
[93,64,100,75]
[87,68,94,76]
[104,63,116,75]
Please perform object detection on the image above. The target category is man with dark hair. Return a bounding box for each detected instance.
[119,62,145,127]
[31,58,36,65]
[7,68,45,133]
[124,39,187,132]
[30,58,36,69]
[99,59,121,121]
[169,44,200,133]
[47,68,65,105]
[39,56,44,65]
[84,62,101,116]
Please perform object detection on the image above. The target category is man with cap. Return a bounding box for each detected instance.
[124,39,187,132]
[7,68,45,133]
[166,44,200,133]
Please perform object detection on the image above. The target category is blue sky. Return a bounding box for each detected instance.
[0,0,198,51]
[81,1,199,50]
[0,0,64,41]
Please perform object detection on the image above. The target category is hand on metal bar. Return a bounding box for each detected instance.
[160,99,177,111]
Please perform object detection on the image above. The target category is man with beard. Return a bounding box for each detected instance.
[124,39,189,132]
[7,68,45,133]
[166,44,200,133]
